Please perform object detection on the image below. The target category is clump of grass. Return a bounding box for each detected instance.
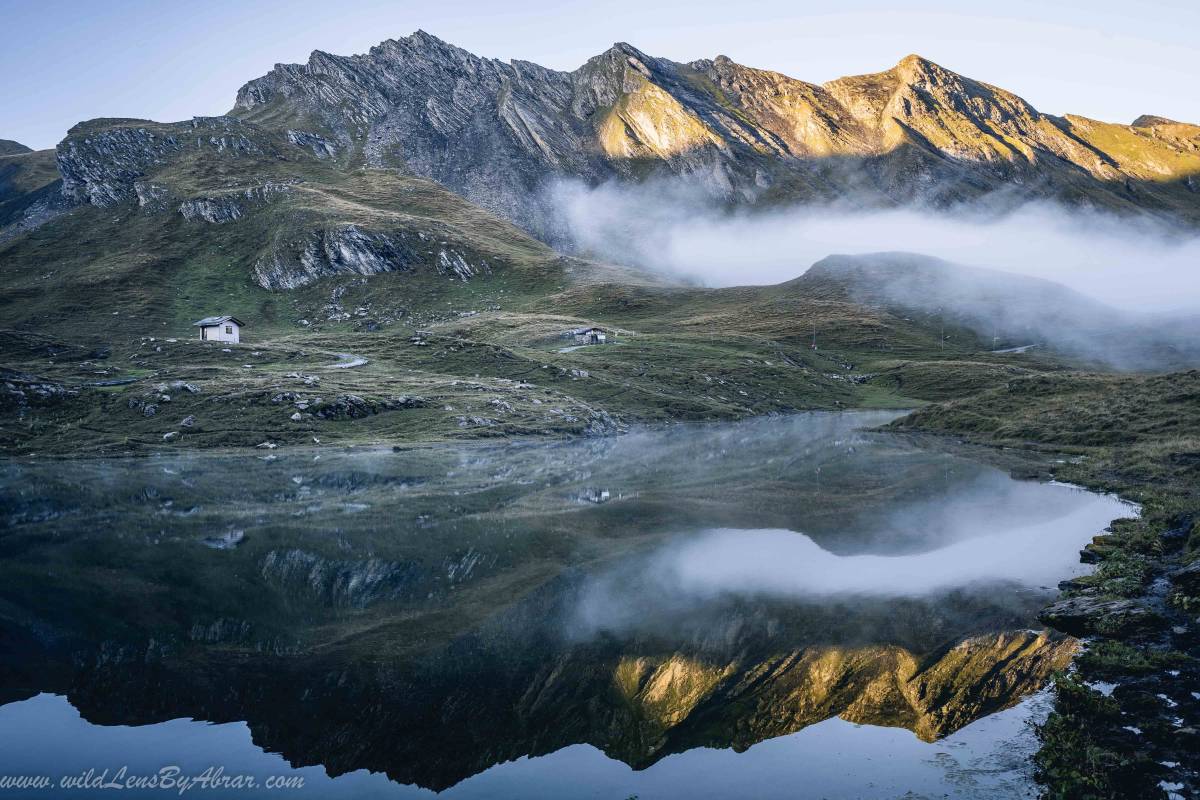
[1034,673,1159,800]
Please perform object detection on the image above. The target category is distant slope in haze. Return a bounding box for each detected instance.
[791,252,1200,371]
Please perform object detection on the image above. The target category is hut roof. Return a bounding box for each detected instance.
[193,316,245,327]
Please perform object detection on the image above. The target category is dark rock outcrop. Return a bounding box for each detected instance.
[1039,596,1166,637]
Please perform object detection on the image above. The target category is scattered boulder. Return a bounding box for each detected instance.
[1,373,79,410]
[312,394,425,420]
[180,415,196,428]
[162,431,178,441]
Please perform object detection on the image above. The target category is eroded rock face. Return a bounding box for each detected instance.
[177,182,292,224]
[436,248,486,281]
[58,127,183,206]
[286,130,339,159]
[253,225,414,289]
[178,197,244,224]
[57,116,278,209]
[252,224,490,290]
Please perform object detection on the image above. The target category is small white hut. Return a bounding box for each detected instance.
[193,315,244,343]
[563,326,608,345]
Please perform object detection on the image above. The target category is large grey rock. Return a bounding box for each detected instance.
[1039,596,1166,637]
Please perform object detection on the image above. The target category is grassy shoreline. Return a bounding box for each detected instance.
[891,371,1200,799]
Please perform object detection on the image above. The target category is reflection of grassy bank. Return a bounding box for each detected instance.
[890,371,1200,798]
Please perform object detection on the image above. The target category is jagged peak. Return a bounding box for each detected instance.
[575,41,662,84]
[304,49,344,70]
[367,30,472,60]
[825,53,957,90]
[583,41,657,71]
[891,53,965,84]
[608,41,650,59]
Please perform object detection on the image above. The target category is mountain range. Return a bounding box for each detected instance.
[229,32,1200,235]
[2,32,1200,456]
[5,31,1200,249]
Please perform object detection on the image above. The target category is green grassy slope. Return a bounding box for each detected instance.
[0,118,1110,455]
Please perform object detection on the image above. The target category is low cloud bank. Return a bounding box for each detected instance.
[550,179,1200,313]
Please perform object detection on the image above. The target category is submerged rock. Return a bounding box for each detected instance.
[203,530,245,550]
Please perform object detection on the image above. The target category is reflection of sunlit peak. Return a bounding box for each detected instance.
[614,655,733,726]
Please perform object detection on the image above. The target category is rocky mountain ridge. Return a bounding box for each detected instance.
[5,31,1198,287]
[228,31,1200,235]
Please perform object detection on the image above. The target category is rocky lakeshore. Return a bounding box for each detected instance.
[892,371,1200,799]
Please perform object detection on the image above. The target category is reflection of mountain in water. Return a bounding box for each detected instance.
[0,413,1124,791]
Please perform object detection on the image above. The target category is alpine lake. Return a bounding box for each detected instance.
[0,411,1134,799]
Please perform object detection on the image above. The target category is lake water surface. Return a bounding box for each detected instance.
[0,412,1134,798]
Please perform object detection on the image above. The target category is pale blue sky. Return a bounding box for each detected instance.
[2,0,1197,151]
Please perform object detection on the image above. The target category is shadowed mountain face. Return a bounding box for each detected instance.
[0,414,1130,791]
[228,31,1200,234]
[0,144,64,241]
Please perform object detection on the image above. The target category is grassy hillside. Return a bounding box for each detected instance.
[1,118,1083,455]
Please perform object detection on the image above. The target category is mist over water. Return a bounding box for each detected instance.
[574,476,1134,635]
[655,507,1121,599]
[550,179,1200,313]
